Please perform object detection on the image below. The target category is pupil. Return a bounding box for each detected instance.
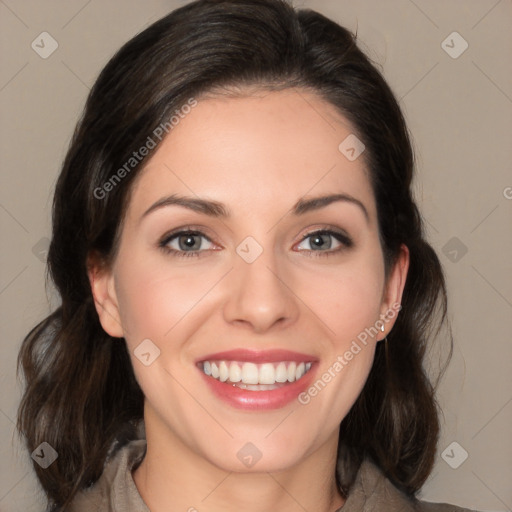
[180,235,199,250]
[312,233,330,250]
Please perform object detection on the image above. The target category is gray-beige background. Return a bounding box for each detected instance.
[1,1,511,511]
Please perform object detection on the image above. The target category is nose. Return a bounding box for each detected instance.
[223,247,300,334]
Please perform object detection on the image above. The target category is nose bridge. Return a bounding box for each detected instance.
[223,235,299,332]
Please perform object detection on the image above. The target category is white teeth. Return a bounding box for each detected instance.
[241,362,259,384]
[296,362,305,381]
[219,361,229,382]
[201,359,314,386]
[235,383,280,391]
[287,362,297,382]
[229,362,242,382]
[275,362,288,383]
[259,363,275,385]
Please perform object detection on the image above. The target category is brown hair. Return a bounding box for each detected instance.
[17,0,451,509]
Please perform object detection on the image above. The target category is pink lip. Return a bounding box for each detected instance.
[196,348,317,364]
[195,349,319,411]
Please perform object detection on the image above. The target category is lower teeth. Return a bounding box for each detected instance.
[231,382,286,391]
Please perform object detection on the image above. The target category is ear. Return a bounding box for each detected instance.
[377,243,409,341]
[87,251,124,338]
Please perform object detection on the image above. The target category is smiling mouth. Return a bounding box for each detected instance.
[198,360,314,391]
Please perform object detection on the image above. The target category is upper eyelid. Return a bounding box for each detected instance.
[160,227,215,244]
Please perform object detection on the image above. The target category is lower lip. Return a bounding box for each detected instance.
[198,365,317,410]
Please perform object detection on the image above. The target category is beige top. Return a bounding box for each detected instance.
[68,439,477,512]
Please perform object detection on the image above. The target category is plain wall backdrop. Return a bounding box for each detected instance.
[0,1,511,511]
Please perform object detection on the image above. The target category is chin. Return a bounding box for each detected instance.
[194,430,318,474]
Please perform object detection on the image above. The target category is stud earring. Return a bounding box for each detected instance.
[380,323,386,342]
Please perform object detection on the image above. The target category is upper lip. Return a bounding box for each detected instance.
[196,348,318,364]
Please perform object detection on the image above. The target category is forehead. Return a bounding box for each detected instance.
[126,88,376,223]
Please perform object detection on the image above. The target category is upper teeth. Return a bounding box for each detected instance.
[202,361,313,385]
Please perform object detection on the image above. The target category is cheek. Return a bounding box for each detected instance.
[298,266,382,424]
[114,256,215,346]
[333,273,382,339]
[296,255,385,343]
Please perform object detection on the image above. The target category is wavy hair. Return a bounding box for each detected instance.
[17,0,452,509]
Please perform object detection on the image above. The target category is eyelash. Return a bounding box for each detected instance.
[158,227,354,259]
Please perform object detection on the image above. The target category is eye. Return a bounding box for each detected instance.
[159,229,216,258]
[295,229,353,257]
[158,227,353,259]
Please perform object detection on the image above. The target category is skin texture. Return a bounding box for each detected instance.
[88,88,409,512]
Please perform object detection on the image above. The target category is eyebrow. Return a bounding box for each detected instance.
[141,192,369,223]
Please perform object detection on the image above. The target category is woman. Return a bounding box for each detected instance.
[17,0,478,510]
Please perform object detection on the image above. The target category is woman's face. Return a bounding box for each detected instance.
[91,88,408,473]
